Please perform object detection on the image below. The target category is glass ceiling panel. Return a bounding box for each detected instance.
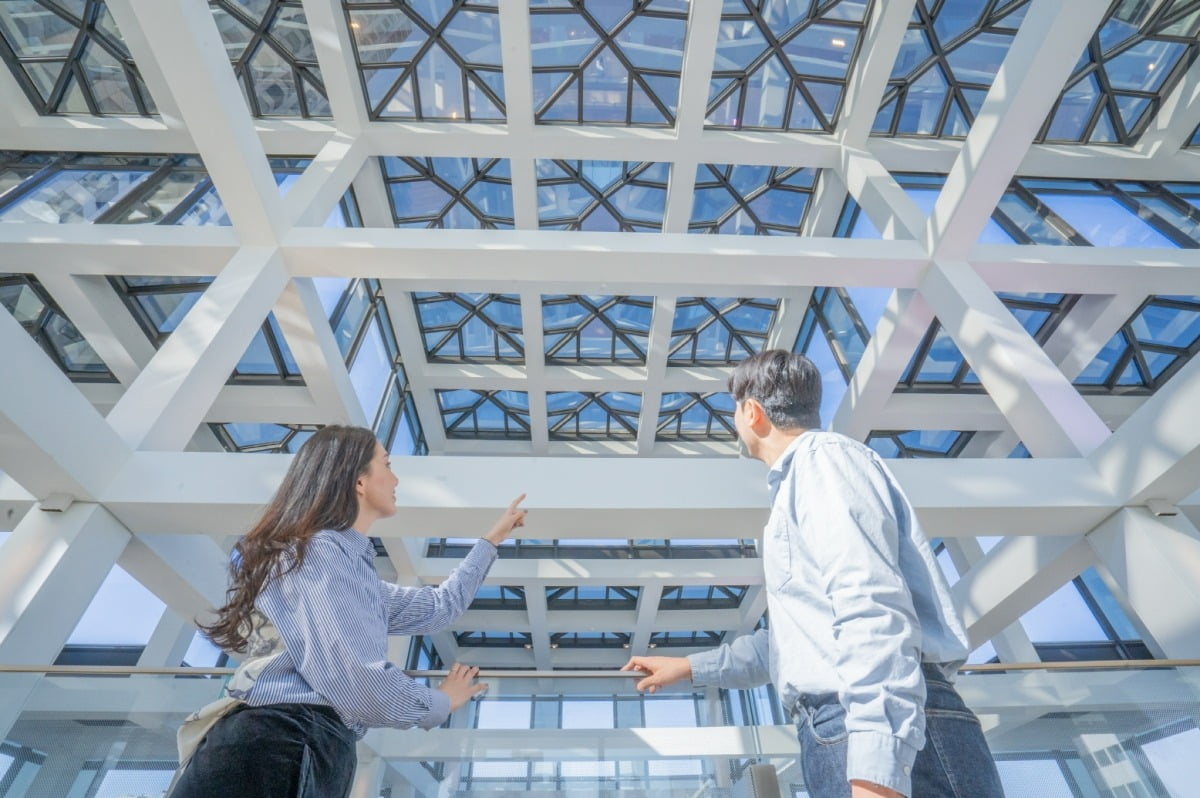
[898,293,1077,391]
[346,0,504,121]
[209,422,319,453]
[543,294,653,364]
[110,275,303,384]
[669,297,778,365]
[709,0,870,131]
[0,153,361,227]
[0,0,158,116]
[536,159,668,231]
[659,585,747,609]
[873,0,1027,138]
[1076,295,1200,394]
[414,292,523,362]
[438,388,531,439]
[381,156,514,228]
[689,164,818,234]
[546,585,639,610]
[328,278,425,454]
[867,430,974,458]
[0,273,114,381]
[210,0,331,118]
[552,631,630,649]
[529,0,688,126]
[1040,0,1200,144]
[656,391,736,441]
[547,391,641,440]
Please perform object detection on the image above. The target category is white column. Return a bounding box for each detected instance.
[1086,507,1200,658]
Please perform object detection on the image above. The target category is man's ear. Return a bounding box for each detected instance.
[744,398,769,431]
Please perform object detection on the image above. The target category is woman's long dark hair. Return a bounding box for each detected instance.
[201,425,378,652]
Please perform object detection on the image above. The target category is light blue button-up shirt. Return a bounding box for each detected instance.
[243,530,497,737]
[688,430,969,795]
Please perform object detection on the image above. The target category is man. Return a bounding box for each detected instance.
[622,350,1003,798]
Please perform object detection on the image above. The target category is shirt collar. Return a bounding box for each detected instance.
[766,432,812,500]
[330,527,376,561]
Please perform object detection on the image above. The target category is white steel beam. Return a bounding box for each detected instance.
[497,0,538,230]
[283,228,930,289]
[519,291,549,455]
[125,0,288,244]
[300,0,370,131]
[33,273,153,386]
[836,0,917,146]
[919,260,1111,457]
[117,533,231,627]
[102,0,185,126]
[952,533,1096,648]
[0,305,130,500]
[1090,352,1200,506]
[106,249,290,451]
[941,538,1038,664]
[1086,507,1200,659]
[284,133,368,227]
[99,452,1116,540]
[379,281,448,454]
[661,0,722,234]
[274,279,368,426]
[925,0,1107,260]
[636,297,678,456]
[0,224,239,277]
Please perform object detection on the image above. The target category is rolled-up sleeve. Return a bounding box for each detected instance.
[382,539,498,635]
[794,445,924,796]
[687,628,771,689]
[260,538,451,731]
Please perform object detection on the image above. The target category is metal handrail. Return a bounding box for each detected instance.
[0,660,1198,677]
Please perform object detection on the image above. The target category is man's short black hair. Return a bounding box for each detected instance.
[728,350,821,430]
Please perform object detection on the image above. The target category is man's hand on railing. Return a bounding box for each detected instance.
[620,656,692,694]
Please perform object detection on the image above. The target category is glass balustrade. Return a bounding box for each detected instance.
[0,663,1197,797]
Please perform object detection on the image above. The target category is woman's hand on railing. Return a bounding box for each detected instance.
[436,663,487,711]
[620,656,692,694]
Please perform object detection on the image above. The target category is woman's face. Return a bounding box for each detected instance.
[357,441,399,522]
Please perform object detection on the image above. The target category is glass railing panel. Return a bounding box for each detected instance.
[0,664,1197,797]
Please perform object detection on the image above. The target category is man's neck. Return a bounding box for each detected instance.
[758,427,808,469]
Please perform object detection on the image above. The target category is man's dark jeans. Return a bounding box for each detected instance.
[794,665,1005,797]
[169,702,357,798]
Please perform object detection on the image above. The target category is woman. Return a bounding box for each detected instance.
[169,425,526,797]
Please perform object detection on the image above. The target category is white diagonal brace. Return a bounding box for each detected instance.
[125,0,288,244]
[379,281,448,454]
[1086,507,1200,658]
[926,0,1108,260]
[34,272,155,386]
[118,533,230,626]
[0,305,131,500]
[284,133,369,227]
[951,533,1096,648]
[920,260,1111,457]
[836,0,917,146]
[839,148,927,241]
[300,0,370,131]
[1041,292,1147,381]
[830,288,932,440]
[629,584,663,657]
[1090,351,1200,505]
[274,278,368,426]
[941,538,1038,663]
[106,249,290,451]
[1136,47,1200,157]
[525,581,553,670]
[102,0,186,125]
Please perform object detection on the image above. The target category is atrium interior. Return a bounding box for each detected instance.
[1,0,1200,796]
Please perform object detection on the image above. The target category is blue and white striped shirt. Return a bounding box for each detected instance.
[243,529,497,737]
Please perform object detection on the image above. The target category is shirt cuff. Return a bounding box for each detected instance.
[846,731,918,797]
[417,686,451,730]
[470,539,501,566]
[686,650,722,687]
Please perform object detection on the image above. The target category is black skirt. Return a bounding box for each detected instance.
[168,703,357,798]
